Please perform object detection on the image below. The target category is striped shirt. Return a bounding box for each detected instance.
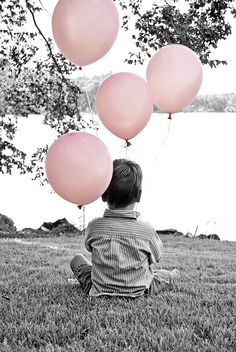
[85,208,163,297]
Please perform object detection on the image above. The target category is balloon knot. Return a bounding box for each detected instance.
[77,205,83,209]
[168,113,172,120]
[125,139,131,147]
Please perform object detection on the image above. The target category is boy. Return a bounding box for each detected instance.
[70,159,179,297]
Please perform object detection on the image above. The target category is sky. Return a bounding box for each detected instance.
[37,0,236,95]
[1,0,236,242]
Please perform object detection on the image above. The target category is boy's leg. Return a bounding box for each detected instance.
[70,254,92,294]
[70,254,92,272]
[148,269,180,295]
[153,268,180,284]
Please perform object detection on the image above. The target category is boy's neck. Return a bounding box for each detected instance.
[108,203,136,211]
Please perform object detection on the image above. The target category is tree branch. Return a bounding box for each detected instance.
[25,0,82,120]
[38,0,52,17]
[163,0,173,6]
[25,0,67,79]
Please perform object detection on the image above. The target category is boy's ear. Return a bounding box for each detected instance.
[101,191,107,202]
[136,189,142,203]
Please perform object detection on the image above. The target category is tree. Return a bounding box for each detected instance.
[0,0,96,181]
[117,0,236,67]
[183,93,236,112]
[1,0,236,182]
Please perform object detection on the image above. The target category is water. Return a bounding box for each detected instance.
[1,112,236,242]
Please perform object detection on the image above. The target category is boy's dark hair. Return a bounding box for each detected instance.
[102,159,142,209]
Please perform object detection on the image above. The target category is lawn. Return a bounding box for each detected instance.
[0,234,235,352]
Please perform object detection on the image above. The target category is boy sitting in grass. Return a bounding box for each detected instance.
[70,158,179,297]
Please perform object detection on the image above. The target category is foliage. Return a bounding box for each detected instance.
[0,0,94,178]
[0,213,17,232]
[183,93,236,112]
[150,93,236,113]
[0,0,236,181]
[74,74,111,113]
[0,235,236,351]
[117,0,236,67]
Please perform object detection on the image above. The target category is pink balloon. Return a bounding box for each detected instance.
[146,44,203,114]
[45,132,113,205]
[96,72,153,141]
[52,0,119,67]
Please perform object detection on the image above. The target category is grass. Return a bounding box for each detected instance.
[0,234,236,352]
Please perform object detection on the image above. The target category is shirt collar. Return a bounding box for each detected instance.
[104,208,140,220]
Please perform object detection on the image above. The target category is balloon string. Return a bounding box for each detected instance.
[124,139,131,158]
[77,205,86,236]
[143,118,172,188]
[152,118,171,165]
[82,205,86,236]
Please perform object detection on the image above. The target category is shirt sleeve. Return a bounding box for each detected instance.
[84,224,92,252]
[149,231,163,263]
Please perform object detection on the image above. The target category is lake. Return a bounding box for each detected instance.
[1,112,236,242]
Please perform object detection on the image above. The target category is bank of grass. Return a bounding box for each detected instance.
[0,235,235,352]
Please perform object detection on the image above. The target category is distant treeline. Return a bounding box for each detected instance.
[76,75,236,113]
[154,93,236,113]
[1,70,235,115]
[183,93,236,113]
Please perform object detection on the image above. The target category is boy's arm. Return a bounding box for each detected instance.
[149,231,163,263]
[84,218,100,252]
[84,226,92,252]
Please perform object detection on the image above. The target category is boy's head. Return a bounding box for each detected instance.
[102,159,143,209]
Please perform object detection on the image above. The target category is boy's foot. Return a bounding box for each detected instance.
[68,278,81,286]
[170,269,180,284]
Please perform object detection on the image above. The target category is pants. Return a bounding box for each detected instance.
[70,254,179,296]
